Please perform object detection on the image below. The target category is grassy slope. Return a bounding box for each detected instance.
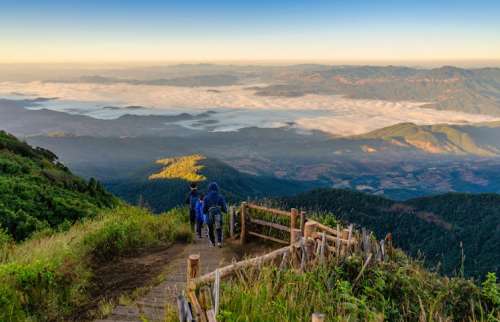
[276,189,500,279]
[0,206,191,321]
[0,130,117,241]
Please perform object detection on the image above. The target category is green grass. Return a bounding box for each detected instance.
[0,206,192,322]
[217,251,499,321]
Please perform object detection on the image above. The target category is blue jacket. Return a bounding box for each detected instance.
[185,189,199,210]
[195,199,205,223]
[203,182,227,215]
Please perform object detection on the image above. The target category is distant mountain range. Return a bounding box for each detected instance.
[44,64,500,116]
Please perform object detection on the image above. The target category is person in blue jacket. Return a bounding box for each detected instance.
[194,193,205,239]
[203,182,227,247]
[185,183,199,234]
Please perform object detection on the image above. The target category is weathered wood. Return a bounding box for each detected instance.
[354,252,373,285]
[279,250,289,270]
[300,211,306,237]
[183,298,193,322]
[213,269,220,316]
[336,224,341,259]
[188,290,205,322]
[247,203,291,217]
[290,228,301,245]
[187,254,200,284]
[199,286,213,311]
[312,232,350,245]
[249,218,290,232]
[240,202,247,245]
[380,239,385,262]
[229,206,235,239]
[248,231,289,245]
[193,245,291,286]
[319,232,326,264]
[299,237,307,271]
[177,295,186,322]
[206,309,217,322]
[347,224,353,250]
[312,313,326,322]
[304,221,316,239]
[290,208,298,232]
[307,219,345,239]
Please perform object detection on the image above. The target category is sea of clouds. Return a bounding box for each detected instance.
[0,81,497,136]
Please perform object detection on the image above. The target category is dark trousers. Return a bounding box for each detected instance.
[196,217,203,237]
[207,222,222,244]
[189,209,196,228]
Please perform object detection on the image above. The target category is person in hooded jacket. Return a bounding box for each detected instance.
[203,182,227,247]
[185,182,199,234]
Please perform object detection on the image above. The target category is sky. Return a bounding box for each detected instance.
[1,0,500,64]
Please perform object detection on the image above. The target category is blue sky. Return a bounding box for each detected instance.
[1,0,499,63]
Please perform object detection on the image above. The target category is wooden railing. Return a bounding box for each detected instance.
[177,202,392,322]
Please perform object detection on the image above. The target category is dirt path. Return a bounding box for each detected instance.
[95,231,237,322]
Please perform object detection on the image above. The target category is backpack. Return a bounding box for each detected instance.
[208,206,222,229]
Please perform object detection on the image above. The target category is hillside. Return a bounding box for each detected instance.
[275,189,500,278]
[0,131,116,240]
[106,154,321,212]
[356,122,500,156]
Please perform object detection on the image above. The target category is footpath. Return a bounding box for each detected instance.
[95,232,234,322]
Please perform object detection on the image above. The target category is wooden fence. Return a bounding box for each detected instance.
[177,202,393,322]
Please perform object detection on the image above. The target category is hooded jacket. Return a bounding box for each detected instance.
[203,182,227,214]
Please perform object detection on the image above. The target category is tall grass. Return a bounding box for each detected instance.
[217,250,499,321]
[0,206,192,321]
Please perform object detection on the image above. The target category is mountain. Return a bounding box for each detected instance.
[254,65,500,116]
[105,154,321,212]
[275,188,500,278]
[356,122,500,156]
[0,131,116,240]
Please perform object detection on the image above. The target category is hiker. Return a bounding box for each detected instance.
[203,182,227,247]
[194,193,205,239]
[185,182,199,234]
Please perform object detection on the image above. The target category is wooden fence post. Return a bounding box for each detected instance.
[290,208,298,243]
[240,202,247,245]
[304,221,316,240]
[300,211,306,237]
[187,254,200,284]
[312,312,325,322]
[290,228,301,245]
[229,206,235,239]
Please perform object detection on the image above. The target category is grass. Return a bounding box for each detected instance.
[0,206,192,322]
[217,251,499,321]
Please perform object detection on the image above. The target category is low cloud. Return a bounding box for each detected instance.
[0,81,497,136]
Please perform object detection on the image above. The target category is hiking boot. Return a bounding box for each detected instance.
[217,242,222,248]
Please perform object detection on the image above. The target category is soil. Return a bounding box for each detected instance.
[72,243,185,321]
